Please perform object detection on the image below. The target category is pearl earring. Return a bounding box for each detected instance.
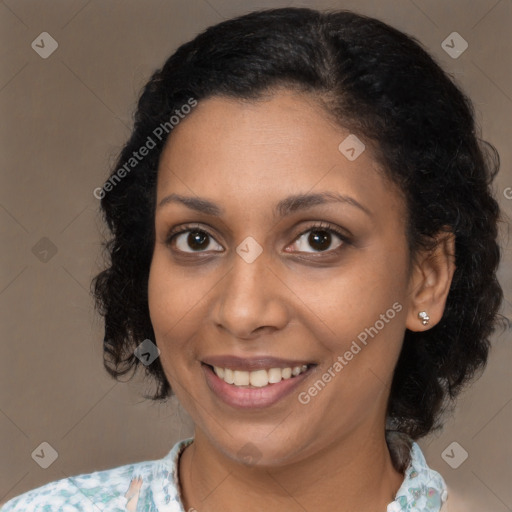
[418,311,430,326]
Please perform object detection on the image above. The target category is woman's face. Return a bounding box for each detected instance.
[148,90,414,465]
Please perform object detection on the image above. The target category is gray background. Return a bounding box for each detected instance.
[1,0,511,510]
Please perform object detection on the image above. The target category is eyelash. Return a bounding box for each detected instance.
[164,221,351,256]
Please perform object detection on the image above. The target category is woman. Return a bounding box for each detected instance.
[2,7,503,512]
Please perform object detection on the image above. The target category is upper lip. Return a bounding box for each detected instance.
[201,355,315,371]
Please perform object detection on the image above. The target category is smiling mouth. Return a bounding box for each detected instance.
[202,363,316,388]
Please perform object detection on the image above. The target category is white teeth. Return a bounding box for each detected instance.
[267,368,282,383]
[233,370,249,386]
[224,368,235,384]
[250,369,268,387]
[212,364,309,388]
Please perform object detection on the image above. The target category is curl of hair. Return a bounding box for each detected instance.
[92,8,504,439]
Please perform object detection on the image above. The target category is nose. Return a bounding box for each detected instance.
[213,248,290,340]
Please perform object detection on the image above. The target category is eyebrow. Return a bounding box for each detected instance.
[157,191,372,218]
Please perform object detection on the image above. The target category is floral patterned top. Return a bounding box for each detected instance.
[1,436,447,511]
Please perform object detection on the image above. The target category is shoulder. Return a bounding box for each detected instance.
[1,458,155,512]
[0,438,194,512]
[388,435,449,511]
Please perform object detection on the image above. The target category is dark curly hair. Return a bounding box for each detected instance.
[92,7,504,440]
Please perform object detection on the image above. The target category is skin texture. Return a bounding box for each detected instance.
[147,90,455,512]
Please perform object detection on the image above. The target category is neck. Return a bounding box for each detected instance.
[178,426,404,512]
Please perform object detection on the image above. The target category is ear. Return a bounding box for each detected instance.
[405,230,456,332]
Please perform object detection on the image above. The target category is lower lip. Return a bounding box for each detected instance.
[202,363,313,409]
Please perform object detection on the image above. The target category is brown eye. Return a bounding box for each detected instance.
[289,226,346,253]
[169,229,223,253]
[186,231,209,251]
[307,230,333,251]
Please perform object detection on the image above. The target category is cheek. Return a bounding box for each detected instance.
[303,245,409,384]
[148,247,209,330]
[296,270,407,429]
[147,255,172,337]
[305,251,407,337]
[147,251,201,367]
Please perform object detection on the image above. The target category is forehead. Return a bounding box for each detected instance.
[155,91,404,221]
